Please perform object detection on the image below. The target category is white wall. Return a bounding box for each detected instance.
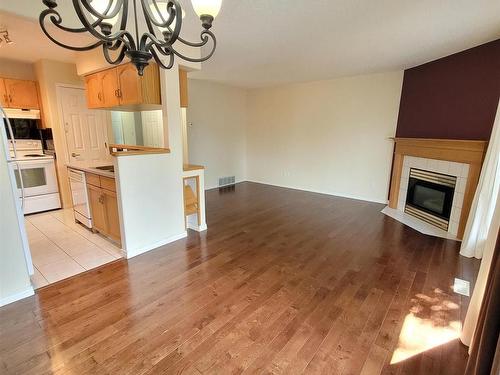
[0,58,35,80]
[115,66,186,258]
[187,79,247,189]
[0,132,33,306]
[246,71,404,203]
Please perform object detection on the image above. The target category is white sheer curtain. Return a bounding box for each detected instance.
[460,188,499,346]
[460,100,500,259]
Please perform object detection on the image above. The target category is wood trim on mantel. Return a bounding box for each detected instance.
[388,137,488,240]
[109,144,171,157]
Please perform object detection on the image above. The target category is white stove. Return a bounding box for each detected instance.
[9,139,61,214]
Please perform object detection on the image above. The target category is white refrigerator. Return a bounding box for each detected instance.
[0,105,34,307]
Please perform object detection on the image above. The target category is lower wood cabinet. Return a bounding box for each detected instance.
[86,173,121,244]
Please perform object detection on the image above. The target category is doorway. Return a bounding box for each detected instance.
[58,86,110,164]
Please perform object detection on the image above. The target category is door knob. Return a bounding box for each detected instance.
[71,152,81,157]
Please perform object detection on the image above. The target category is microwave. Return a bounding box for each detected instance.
[3,109,41,140]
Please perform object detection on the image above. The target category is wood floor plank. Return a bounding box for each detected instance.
[0,182,479,375]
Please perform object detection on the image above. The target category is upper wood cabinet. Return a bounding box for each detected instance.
[179,69,188,108]
[0,79,8,108]
[84,74,103,109]
[84,63,161,110]
[116,63,142,106]
[100,69,120,108]
[1,78,40,109]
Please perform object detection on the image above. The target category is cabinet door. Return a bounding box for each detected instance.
[100,69,120,108]
[103,189,121,243]
[84,74,103,109]
[116,63,142,106]
[87,184,107,233]
[4,79,39,109]
[0,78,8,108]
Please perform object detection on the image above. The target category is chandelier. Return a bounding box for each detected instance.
[39,0,222,75]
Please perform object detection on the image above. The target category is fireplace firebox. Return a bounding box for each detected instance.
[405,168,456,231]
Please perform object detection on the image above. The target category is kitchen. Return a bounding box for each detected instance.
[1,48,206,291]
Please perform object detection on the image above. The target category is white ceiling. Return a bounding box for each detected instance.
[1,0,499,88]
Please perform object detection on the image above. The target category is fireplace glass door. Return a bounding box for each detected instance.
[406,169,456,221]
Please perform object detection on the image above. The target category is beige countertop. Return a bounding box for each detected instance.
[67,163,115,178]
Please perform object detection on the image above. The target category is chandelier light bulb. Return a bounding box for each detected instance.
[190,0,222,18]
[150,2,185,32]
[89,0,120,26]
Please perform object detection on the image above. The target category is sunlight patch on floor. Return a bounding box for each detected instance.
[390,289,461,364]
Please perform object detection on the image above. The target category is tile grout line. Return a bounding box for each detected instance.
[50,210,123,259]
[28,214,93,274]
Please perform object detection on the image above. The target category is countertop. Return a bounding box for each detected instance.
[183,164,205,172]
[67,163,115,178]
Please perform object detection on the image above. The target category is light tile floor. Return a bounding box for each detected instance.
[25,209,123,288]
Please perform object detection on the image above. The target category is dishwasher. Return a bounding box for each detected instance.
[68,168,92,228]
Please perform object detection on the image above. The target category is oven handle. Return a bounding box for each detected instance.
[0,106,18,160]
[14,161,26,209]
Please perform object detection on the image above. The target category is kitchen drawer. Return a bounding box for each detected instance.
[86,173,101,187]
[100,176,116,192]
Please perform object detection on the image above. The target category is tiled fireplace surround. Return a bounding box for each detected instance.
[388,138,488,240]
[397,156,469,236]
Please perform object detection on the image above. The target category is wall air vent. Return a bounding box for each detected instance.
[218,176,236,187]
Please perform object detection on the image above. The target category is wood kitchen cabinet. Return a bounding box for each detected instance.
[0,78,40,109]
[179,68,188,108]
[87,184,107,234]
[116,63,142,106]
[100,69,120,108]
[86,173,121,244]
[85,73,104,109]
[84,62,161,109]
[0,79,8,108]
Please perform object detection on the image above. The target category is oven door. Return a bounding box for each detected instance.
[13,159,58,197]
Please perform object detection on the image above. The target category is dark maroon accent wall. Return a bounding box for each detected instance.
[395,39,500,141]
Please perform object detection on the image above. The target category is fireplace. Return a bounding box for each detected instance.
[405,168,456,231]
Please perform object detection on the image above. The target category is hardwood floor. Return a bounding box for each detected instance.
[0,182,480,374]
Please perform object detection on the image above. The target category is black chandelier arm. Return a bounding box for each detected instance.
[176,33,211,48]
[142,0,179,31]
[80,0,123,25]
[150,47,175,70]
[140,0,182,49]
[39,9,105,51]
[171,30,217,63]
[47,12,105,34]
[102,42,128,65]
[72,0,134,47]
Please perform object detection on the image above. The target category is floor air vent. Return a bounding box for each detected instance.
[218,176,236,187]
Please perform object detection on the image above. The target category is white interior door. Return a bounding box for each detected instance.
[59,87,109,164]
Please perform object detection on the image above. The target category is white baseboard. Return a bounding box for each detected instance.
[126,231,188,259]
[0,287,34,307]
[187,222,208,232]
[244,180,389,205]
